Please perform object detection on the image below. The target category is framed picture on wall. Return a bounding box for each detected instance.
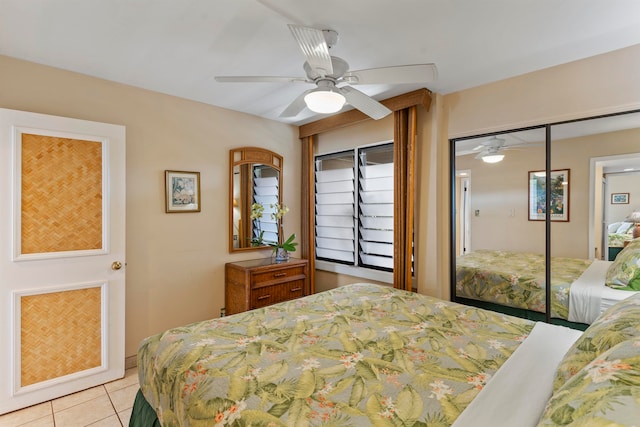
[528,169,570,221]
[165,170,201,213]
[611,193,630,204]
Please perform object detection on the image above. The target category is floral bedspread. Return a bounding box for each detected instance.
[137,283,533,427]
[608,231,633,248]
[456,250,593,320]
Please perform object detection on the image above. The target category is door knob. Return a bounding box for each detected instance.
[111,261,123,271]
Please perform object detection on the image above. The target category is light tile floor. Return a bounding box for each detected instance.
[0,368,138,427]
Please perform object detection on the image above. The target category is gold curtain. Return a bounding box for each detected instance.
[393,106,417,290]
[301,135,316,295]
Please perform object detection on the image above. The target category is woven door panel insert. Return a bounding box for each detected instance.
[21,134,102,254]
[20,287,102,387]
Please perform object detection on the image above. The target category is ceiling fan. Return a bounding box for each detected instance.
[473,136,509,163]
[470,136,544,163]
[215,24,437,120]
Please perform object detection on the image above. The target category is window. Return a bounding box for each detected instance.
[315,142,394,272]
[253,165,279,245]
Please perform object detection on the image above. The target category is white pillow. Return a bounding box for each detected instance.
[616,222,634,234]
[608,222,623,233]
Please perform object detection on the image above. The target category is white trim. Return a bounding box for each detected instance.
[11,281,109,396]
[315,138,394,157]
[315,260,393,284]
[11,126,110,261]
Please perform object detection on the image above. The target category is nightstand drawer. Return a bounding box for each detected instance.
[225,258,309,315]
[251,280,305,309]
[251,265,306,288]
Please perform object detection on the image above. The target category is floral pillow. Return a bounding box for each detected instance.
[605,238,640,290]
[538,337,640,426]
[552,292,640,392]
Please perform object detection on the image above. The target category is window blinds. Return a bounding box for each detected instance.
[358,147,394,270]
[253,169,279,244]
[314,144,394,272]
[315,156,356,263]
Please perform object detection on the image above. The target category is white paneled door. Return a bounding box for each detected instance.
[0,109,126,414]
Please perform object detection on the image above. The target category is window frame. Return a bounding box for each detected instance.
[314,140,395,284]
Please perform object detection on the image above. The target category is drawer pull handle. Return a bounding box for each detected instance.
[290,287,302,292]
[257,294,271,300]
[274,273,287,278]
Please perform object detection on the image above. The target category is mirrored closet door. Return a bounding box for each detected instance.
[451,109,640,325]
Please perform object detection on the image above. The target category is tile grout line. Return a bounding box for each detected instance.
[104,385,124,427]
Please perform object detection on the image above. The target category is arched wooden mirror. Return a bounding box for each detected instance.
[229,147,283,252]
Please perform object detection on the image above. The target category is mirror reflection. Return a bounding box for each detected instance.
[453,127,547,317]
[452,110,640,326]
[230,147,283,252]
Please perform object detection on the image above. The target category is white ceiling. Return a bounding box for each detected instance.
[1,0,640,125]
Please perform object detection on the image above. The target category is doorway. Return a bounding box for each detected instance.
[0,109,126,414]
[590,152,640,261]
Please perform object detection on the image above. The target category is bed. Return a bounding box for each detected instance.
[130,282,640,427]
[608,221,634,249]
[455,244,640,324]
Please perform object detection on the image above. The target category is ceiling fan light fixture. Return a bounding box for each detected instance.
[304,88,345,114]
[481,154,505,163]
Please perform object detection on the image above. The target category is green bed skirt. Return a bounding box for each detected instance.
[455,297,589,331]
[129,389,161,427]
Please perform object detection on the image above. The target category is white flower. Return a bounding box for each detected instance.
[300,357,321,371]
[586,358,631,383]
[377,396,396,419]
[488,339,504,350]
[429,380,453,400]
[318,382,334,396]
[340,352,363,369]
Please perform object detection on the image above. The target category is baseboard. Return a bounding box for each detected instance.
[125,355,137,370]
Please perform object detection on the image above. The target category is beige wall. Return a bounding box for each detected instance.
[3,41,640,358]
[445,45,640,139]
[607,172,640,223]
[0,55,300,358]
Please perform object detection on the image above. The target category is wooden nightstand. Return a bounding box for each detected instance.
[225,258,309,315]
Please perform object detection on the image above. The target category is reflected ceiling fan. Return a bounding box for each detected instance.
[472,136,542,163]
[473,136,508,163]
[215,24,437,120]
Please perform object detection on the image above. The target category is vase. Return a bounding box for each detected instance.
[274,247,289,262]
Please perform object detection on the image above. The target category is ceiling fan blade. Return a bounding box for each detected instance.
[338,86,392,120]
[279,89,313,118]
[344,64,437,85]
[288,24,333,76]
[215,76,309,84]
